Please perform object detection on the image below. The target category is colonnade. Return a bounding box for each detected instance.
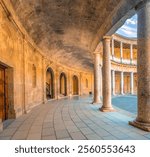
[111,36,136,64]
[111,71,136,95]
[93,0,150,131]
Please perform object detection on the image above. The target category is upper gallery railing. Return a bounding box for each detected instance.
[110,56,137,65]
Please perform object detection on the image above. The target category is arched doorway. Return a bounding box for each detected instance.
[73,75,78,95]
[46,68,54,99]
[60,73,67,96]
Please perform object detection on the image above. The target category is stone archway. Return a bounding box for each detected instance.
[46,67,55,99]
[72,75,79,95]
[60,73,67,96]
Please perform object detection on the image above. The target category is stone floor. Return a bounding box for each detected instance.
[112,95,137,114]
[0,95,150,140]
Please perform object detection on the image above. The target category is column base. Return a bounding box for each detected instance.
[92,100,101,104]
[100,106,116,112]
[129,120,150,132]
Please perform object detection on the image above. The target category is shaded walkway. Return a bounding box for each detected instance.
[0,96,150,140]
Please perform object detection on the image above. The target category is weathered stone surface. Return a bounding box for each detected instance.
[130,0,150,131]
[8,0,142,70]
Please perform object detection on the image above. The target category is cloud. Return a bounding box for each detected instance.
[116,14,137,38]
[126,15,137,25]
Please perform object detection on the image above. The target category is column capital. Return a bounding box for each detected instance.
[103,36,112,40]
[135,0,150,11]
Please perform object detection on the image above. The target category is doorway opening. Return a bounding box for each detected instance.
[0,64,8,121]
[46,67,55,99]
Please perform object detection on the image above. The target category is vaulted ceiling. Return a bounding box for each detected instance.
[10,0,141,71]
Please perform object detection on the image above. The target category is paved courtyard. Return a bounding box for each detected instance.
[0,95,150,140]
[112,95,137,114]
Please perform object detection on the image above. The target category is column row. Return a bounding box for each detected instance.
[111,71,136,95]
[93,0,150,131]
[111,38,136,63]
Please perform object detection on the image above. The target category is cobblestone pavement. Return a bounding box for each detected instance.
[0,96,150,140]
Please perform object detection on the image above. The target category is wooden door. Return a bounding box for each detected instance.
[0,66,7,121]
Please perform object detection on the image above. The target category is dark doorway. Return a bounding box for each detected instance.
[0,65,8,121]
[46,68,54,99]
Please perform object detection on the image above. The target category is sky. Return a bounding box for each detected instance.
[116,14,137,38]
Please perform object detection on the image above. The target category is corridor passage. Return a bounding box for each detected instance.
[0,96,149,140]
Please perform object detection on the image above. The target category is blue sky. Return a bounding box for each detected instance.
[116,14,137,38]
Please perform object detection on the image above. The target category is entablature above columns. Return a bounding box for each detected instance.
[111,61,137,73]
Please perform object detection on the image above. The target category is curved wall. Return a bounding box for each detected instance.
[0,2,93,119]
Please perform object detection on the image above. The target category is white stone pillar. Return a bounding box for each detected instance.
[130,72,134,95]
[120,71,124,95]
[100,36,115,112]
[120,42,123,63]
[130,44,133,64]
[93,52,101,104]
[112,70,115,96]
[129,0,150,131]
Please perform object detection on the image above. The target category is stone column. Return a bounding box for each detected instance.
[112,70,115,96]
[130,44,133,64]
[120,71,124,95]
[93,52,101,104]
[100,36,115,112]
[130,72,134,95]
[120,42,123,63]
[100,65,103,97]
[112,38,114,59]
[129,0,150,131]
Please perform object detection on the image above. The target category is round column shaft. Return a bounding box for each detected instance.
[120,72,124,95]
[100,36,115,112]
[130,72,134,95]
[112,70,116,96]
[129,0,150,131]
[93,53,101,104]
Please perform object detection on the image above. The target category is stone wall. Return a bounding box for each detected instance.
[0,2,93,120]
